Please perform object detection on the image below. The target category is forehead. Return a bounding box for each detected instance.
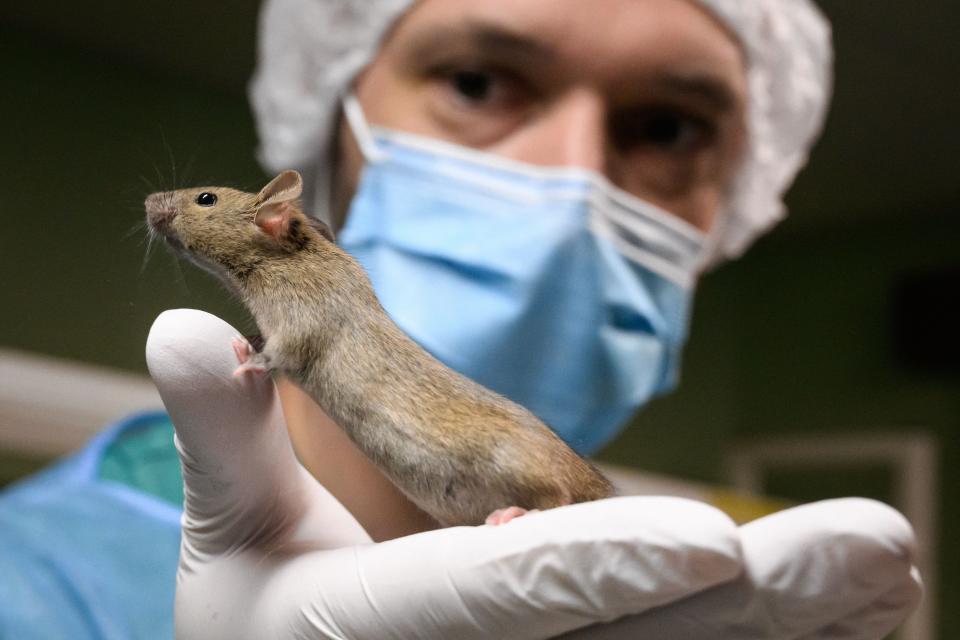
[395,0,747,98]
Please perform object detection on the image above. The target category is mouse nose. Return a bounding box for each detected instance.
[145,192,177,230]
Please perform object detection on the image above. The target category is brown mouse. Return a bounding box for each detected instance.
[144,170,613,526]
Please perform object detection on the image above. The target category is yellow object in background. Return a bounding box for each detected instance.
[708,489,793,525]
[599,464,791,525]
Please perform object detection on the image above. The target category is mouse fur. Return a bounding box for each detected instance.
[145,170,613,526]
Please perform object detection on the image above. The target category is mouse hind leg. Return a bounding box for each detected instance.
[485,506,540,526]
[483,481,566,525]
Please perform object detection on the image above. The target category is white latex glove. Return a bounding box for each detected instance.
[146,309,921,640]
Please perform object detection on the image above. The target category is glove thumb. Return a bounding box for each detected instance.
[146,308,368,564]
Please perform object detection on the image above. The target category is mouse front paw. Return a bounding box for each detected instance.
[232,337,272,377]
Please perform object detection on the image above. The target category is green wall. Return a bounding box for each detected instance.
[1,21,956,637]
[1,28,262,370]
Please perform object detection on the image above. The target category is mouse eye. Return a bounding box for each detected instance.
[195,192,218,207]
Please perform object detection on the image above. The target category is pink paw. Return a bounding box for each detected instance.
[231,337,269,377]
[485,506,539,526]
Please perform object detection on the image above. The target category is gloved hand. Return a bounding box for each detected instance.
[146,309,921,640]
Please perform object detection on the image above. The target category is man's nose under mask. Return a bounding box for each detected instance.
[336,94,706,455]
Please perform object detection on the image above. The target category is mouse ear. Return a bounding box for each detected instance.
[305,217,336,243]
[255,203,294,242]
[256,170,302,207]
[254,170,303,235]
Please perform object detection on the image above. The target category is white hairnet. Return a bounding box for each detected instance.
[249,0,833,264]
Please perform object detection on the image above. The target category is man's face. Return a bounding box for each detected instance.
[336,0,748,233]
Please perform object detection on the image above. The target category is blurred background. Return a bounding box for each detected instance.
[0,1,956,637]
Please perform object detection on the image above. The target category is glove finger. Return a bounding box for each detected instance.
[558,497,920,640]
[796,565,922,640]
[736,497,918,637]
[146,308,369,562]
[253,497,742,640]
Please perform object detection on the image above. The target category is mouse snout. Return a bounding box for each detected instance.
[145,192,177,231]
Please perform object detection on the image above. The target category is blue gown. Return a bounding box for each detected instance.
[0,412,182,639]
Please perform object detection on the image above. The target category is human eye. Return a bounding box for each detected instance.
[609,103,735,200]
[436,64,532,110]
[447,69,497,104]
[424,62,537,144]
[610,107,716,155]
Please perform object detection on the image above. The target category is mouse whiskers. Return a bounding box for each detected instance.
[160,129,179,190]
[138,172,160,195]
[139,228,160,276]
[167,252,191,296]
[121,218,150,243]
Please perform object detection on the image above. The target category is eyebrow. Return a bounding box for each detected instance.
[405,21,554,67]
[403,21,742,113]
[648,72,741,114]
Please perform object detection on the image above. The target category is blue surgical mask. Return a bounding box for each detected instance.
[336,95,706,455]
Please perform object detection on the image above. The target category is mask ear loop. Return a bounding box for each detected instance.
[342,93,389,163]
[695,199,734,275]
[305,93,386,229]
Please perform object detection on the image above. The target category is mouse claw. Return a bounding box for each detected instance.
[232,336,253,365]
